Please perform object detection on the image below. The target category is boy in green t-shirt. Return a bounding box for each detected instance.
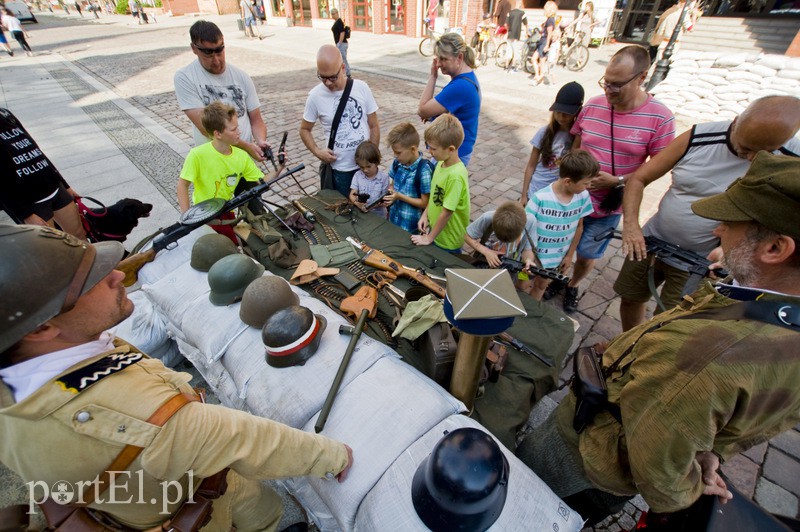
[177,101,264,213]
[411,114,470,252]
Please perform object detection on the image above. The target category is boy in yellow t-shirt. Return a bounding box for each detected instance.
[411,114,470,252]
[177,101,264,213]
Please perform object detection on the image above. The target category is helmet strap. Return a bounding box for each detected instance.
[61,244,97,314]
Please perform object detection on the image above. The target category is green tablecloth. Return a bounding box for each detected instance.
[249,191,574,450]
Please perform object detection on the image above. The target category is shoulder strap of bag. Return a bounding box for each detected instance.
[84,392,200,506]
[327,78,354,151]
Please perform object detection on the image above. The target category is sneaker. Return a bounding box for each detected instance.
[542,280,564,301]
[563,286,579,313]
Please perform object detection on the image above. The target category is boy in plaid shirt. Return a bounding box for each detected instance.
[384,122,432,233]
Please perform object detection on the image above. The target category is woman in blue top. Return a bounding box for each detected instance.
[418,33,481,167]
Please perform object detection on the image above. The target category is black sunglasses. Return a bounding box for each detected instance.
[193,43,225,56]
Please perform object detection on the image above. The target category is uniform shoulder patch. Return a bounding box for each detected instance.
[56,352,144,394]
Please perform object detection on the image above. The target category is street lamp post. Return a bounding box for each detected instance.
[647,1,690,90]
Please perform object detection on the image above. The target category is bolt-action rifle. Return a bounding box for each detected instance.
[496,331,553,367]
[346,237,446,298]
[118,164,305,287]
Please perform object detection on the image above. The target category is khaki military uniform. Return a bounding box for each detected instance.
[525,282,800,513]
[0,340,349,530]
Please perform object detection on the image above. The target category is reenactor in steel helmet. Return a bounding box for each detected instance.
[191,233,238,272]
[412,427,509,532]
[239,276,300,329]
[262,305,327,368]
[207,254,265,306]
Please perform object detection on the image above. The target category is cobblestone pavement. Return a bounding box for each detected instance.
[2,11,798,530]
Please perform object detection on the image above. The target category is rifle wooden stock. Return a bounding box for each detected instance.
[119,248,156,287]
[361,248,446,298]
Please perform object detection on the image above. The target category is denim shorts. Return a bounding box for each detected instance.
[576,214,621,260]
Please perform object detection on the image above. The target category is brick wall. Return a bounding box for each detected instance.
[788,29,800,57]
[167,0,200,15]
[218,0,240,14]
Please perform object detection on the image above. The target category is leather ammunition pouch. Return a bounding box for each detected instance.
[571,346,618,434]
[418,322,457,387]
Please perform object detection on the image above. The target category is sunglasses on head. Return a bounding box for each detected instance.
[193,43,225,56]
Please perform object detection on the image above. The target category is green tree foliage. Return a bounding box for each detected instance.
[116,0,128,13]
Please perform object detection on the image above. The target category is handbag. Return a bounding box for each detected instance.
[319,78,353,190]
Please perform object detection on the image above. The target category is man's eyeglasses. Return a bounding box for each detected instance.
[598,71,644,92]
[317,65,342,83]
[193,43,225,56]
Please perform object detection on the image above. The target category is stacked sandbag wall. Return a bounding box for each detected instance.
[650,51,800,122]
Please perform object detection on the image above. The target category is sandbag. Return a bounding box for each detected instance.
[142,262,211,331]
[291,356,466,531]
[713,53,751,68]
[112,290,182,367]
[698,74,729,86]
[777,69,800,80]
[756,55,788,70]
[716,82,759,94]
[697,67,728,77]
[726,70,763,84]
[354,415,584,532]
[717,92,748,102]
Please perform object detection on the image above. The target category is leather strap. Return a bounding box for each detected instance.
[327,78,353,151]
[83,393,199,506]
[61,244,97,313]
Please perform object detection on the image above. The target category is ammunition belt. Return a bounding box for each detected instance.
[300,229,322,246]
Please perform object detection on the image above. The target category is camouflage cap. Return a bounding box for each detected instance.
[691,151,800,240]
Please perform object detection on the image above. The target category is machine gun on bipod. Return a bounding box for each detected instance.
[118,164,305,286]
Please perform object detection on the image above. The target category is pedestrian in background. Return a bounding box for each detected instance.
[331,8,351,78]
[0,23,13,56]
[2,10,33,56]
[74,1,82,15]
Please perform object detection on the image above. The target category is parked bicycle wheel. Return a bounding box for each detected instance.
[495,41,513,68]
[419,36,436,57]
[563,44,589,71]
[477,40,496,66]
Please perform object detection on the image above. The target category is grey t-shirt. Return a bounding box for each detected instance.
[466,210,537,258]
[174,61,261,147]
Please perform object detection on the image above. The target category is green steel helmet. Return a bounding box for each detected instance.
[207,254,265,306]
[412,427,509,532]
[262,305,327,368]
[191,233,238,272]
[239,276,300,329]
[0,225,125,354]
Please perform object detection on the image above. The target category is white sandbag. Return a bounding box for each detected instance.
[766,77,800,88]
[142,262,211,330]
[698,74,729,86]
[294,356,466,531]
[700,51,722,61]
[179,292,249,364]
[777,69,800,81]
[698,67,728,77]
[720,102,747,114]
[696,60,716,69]
[713,53,751,68]
[717,110,737,120]
[725,70,764,84]
[137,225,216,286]
[717,92,748,102]
[785,57,800,70]
[697,112,721,122]
[734,63,777,78]
[680,91,701,103]
[756,55,788,71]
[669,58,698,69]
[682,85,715,98]
[679,101,720,114]
[221,304,393,428]
[172,335,243,408]
[355,415,584,532]
[716,82,760,94]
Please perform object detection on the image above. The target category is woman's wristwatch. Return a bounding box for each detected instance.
[616,175,625,188]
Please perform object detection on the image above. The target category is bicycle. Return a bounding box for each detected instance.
[473,23,498,66]
[556,30,590,71]
[495,27,540,71]
[418,18,463,57]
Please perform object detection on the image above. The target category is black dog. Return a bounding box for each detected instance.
[77,197,153,243]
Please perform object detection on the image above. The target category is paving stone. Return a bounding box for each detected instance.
[721,453,760,499]
[590,278,618,302]
[617,513,637,530]
[763,448,800,497]
[742,441,769,464]
[630,495,649,512]
[592,314,623,342]
[755,478,799,518]
[771,430,800,460]
[577,291,611,321]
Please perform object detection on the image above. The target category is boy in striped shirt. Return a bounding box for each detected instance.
[525,150,596,303]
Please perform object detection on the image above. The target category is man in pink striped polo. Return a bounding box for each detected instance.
[556,45,675,312]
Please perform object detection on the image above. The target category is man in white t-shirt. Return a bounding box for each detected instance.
[174,20,267,162]
[300,44,380,197]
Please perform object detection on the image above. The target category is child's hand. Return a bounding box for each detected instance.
[482,248,503,268]
[382,190,397,207]
[417,217,429,234]
[558,256,573,274]
[411,233,433,246]
[520,193,528,206]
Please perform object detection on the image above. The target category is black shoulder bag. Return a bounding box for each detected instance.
[572,300,800,434]
[319,78,353,190]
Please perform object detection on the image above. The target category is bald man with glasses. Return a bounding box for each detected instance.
[300,44,380,196]
[174,20,269,162]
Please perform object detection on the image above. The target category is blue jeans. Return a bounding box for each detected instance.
[337,42,351,77]
[332,168,357,198]
[577,214,621,260]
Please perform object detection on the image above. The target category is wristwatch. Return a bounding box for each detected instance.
[616,175,625,188]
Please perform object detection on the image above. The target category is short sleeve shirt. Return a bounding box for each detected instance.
[525,184,594,268]
[174,62,261,147]
[350,168,390,218]
[428,161,470,250]
[528,127,572,196]
[434,72,481,160]
[466,210,537,259]
[302,80,379,172]
[388,154,433,233]
[180,142,263,205]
